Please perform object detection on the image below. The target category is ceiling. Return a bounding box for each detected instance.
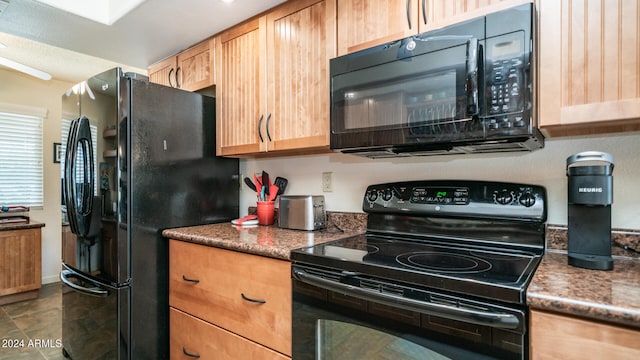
[0,0,285,83]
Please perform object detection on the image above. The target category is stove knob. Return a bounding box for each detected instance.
[519,192,536,207]
[382,188,393,201]
[367,190,378,202]
[495,189,513,205]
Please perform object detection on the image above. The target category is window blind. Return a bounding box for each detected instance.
[0,112,43,207]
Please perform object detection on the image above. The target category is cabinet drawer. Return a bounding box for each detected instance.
[171,307,289,360]
[169,240,291,356]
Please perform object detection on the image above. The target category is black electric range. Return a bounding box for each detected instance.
[291,180,547,359]
[291,180,547,305]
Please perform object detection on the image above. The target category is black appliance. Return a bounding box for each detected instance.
[566,151,615,270]
[60,68,239,359]
[291,180,546,359]
[330,4,543,158]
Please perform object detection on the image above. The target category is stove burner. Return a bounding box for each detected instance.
[366,245,379,255]
[396,252,492,274]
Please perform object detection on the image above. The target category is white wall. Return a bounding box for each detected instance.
[1,68,73,284]
[241,132,640,230]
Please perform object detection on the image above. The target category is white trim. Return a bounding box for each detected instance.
[42,275,61,285]
[0,102,48,118]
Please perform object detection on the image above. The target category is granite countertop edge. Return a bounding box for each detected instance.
[527,251,640,329]
[162,222,363,261]
[0,221,46,231]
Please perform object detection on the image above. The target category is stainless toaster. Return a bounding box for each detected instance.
[278,195,326,231]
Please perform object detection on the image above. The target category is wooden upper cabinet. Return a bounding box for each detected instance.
[148,38,215,92]
[425,0,525,30]
[177,38,215,91]
[538,0,640,136]
[148,56,177,88]
[265,0,336,152]
[337,0,523,56]
[337,0,420,55]
[217,0,335,156]
[216,18,266,156]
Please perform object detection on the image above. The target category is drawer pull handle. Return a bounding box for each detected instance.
[182,347,201,358]
[241,293,266,304]
[182,275,200,284]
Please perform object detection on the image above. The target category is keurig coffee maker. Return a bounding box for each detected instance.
[566,151,614,270]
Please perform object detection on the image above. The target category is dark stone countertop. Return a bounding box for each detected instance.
[162,212,366,261]
[528,251,640,329]
[0,220,45,231]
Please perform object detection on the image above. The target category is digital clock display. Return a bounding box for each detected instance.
[411,187,469,205]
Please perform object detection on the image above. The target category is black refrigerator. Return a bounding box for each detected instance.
[60,67,239,360]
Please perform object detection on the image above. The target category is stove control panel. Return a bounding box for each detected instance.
[363,180,546,221]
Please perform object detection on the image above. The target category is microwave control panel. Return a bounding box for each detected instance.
[483,32,529,132]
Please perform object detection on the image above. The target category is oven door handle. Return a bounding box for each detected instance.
[292,268,520,330]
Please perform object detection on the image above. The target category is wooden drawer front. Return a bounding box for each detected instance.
[169,240,291,356]
[170,307,289,360]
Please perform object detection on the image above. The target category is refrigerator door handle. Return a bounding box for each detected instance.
[64,118,80,235]
[76,117,95,219]
[60,269,110,297]
[64,117,96,239]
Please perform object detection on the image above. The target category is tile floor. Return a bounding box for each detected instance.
[0,283,65,360]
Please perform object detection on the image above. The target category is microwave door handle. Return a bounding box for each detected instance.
[465,38,480,116]
[406,0,412,29]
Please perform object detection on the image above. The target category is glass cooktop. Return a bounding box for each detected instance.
[291,234,543,304]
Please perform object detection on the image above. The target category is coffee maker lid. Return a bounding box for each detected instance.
[566,151,614,173]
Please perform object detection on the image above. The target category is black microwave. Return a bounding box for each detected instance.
[330,3,543,158]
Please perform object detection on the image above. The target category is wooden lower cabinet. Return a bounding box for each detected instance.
[530,310,640,359]
[0,227,42,304]
[169,240,292,358]
[170,307,288,360]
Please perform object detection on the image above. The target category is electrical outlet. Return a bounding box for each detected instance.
[322,172,333,192]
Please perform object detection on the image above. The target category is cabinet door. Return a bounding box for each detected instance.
[424,0,525,30]
[538,0,640,136]
[337,0,419,56]
[61,225,77,269]
[170,307,289,360]
[148,56,178,88]
[0,228,41,297]
[530,310,640,359]
[216,18,267,156]
[177,38,215,91]
[265,0,335,152]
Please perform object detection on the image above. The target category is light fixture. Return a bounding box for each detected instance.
[34,0,147,25]
[65,81,95,99]
[0,56,52,80]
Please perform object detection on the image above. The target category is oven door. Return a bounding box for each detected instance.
[292,265,526,360]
